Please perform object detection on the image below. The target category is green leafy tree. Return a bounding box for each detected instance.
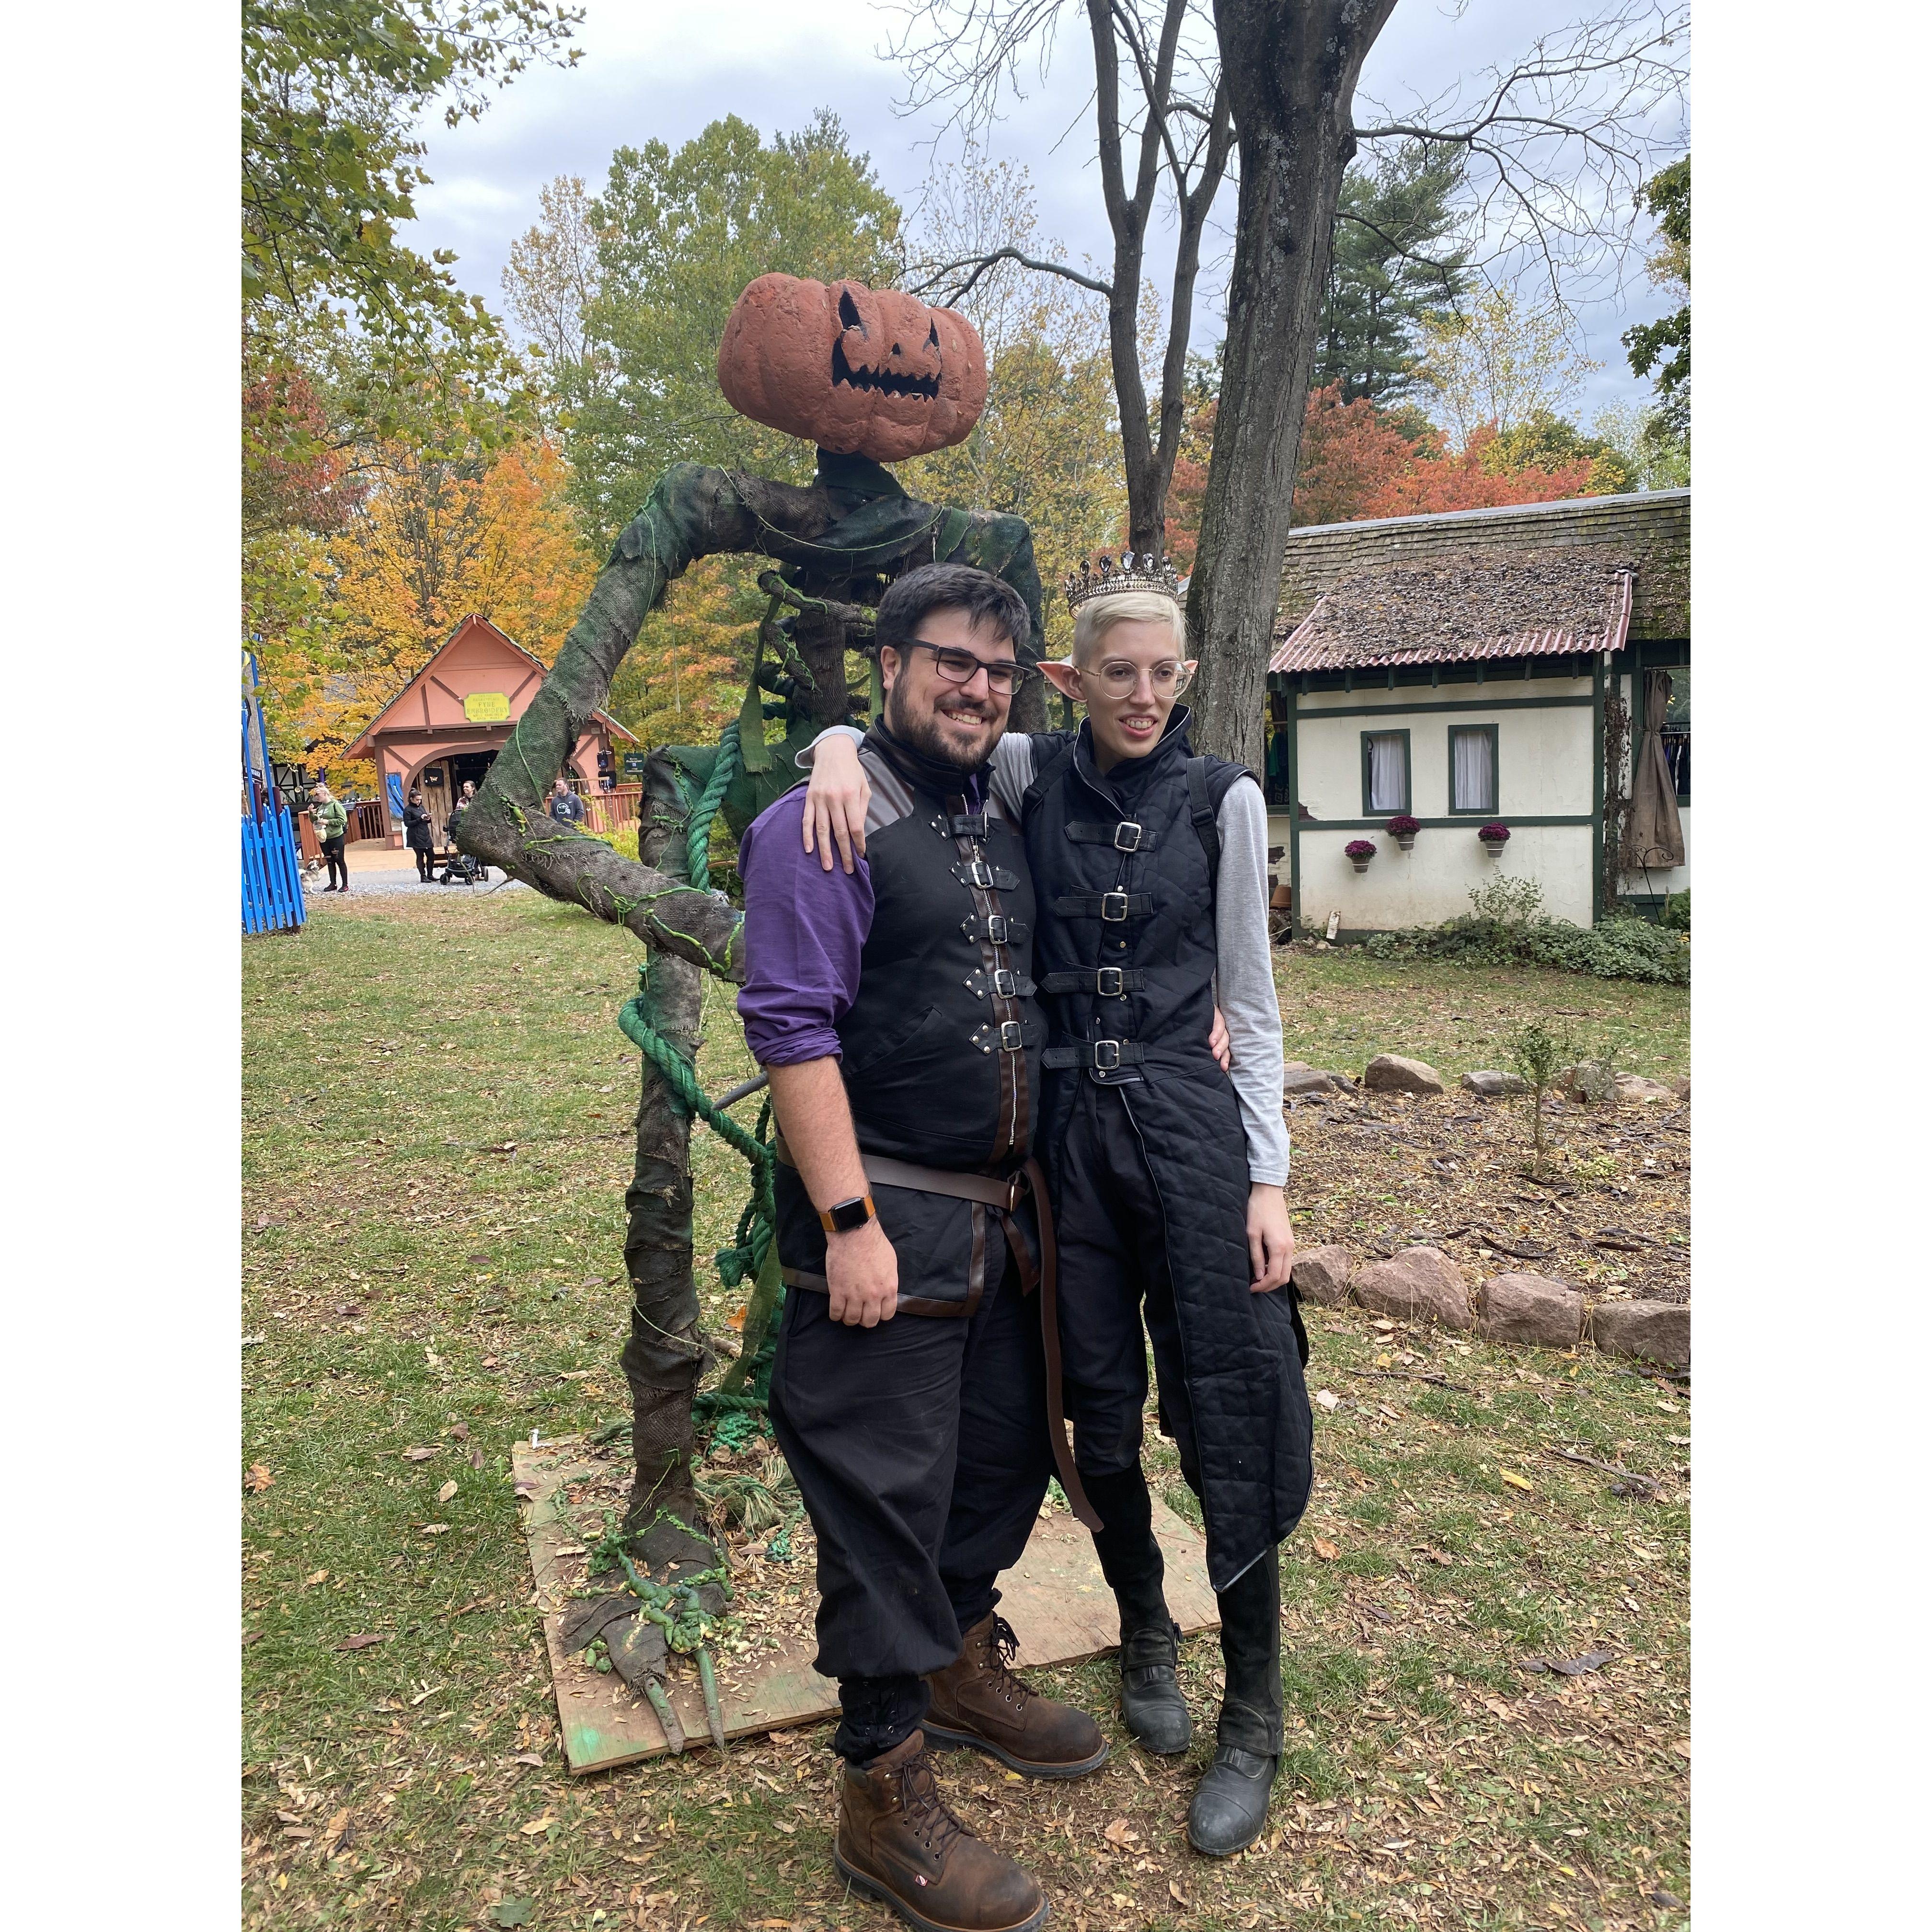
[1482,411,1633,495]
[1622,156,1689,467]
[1316,143,1470,402]
[562,113,906,542]
[242,0,582,342]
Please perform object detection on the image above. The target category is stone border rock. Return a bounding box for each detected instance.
[1288,1243,1688,1371]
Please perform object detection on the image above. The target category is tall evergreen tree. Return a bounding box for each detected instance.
[1622,157,1689,459]
[1314,143,1469,402]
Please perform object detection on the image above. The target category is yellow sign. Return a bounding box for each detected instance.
[463,691,511,723]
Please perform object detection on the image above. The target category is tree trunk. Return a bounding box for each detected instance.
[1184,0,1398,765]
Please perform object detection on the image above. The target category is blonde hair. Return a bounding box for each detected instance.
[1071,589,1189,664]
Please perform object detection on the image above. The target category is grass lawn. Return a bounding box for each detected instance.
[243,890,1688,1932]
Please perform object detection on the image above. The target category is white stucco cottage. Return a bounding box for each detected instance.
[1262,490,1690,938]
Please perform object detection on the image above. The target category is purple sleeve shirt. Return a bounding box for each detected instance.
[736,788,875,1066]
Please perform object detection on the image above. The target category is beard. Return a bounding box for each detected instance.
[883,683,1001,774]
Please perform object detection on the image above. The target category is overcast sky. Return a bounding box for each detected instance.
[400,0,1684,426]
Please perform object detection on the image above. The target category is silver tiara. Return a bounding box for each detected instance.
[1063,552,1184,613]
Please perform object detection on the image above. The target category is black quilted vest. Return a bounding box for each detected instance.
[1024,713,1312,1589]
[772,728,1043,1316]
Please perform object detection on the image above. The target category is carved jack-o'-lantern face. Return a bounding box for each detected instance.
[716,274,989,463]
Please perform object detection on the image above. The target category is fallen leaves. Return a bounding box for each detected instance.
[244,1463,275,1493]
[1311,1538,1341,1561]
[486,1901,534,1928]
[518,1813,557,1837]
[437,1479,459,1504]
[1315,1390,1341,1411]
[402,1446,439,1462]
[1499,1470,1534,1492]
[335,1633,386,1651]
[1102,1817,1139,1849]
[302,1569,328,1588]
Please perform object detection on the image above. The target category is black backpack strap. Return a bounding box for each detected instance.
[1020,736,1079,826]
[1186,756,1255,911]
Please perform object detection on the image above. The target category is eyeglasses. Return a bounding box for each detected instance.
[1076,658,1195,701]
[906,639,1037,697]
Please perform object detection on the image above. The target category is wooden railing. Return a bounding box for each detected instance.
[347,800,389,844]
[583,785,642,838]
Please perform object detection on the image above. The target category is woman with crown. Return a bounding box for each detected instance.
[799,555,1313,1857]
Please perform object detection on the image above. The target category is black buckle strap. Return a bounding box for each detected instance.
[971,1018,1042,1055]
[1040,967,1143,997]
[964,966,1036,1000]
[1065,819,1154,851]
[960,913,1028,944]
[955,858,1020,893]
[1042,1038,1147,1071]
[936,811,989,839]
[1053,890,1151,922]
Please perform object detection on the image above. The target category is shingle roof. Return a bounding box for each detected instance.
[1268,547,1633,675]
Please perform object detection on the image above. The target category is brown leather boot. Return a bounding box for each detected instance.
[923,1611,1108,1777]
[834,1731,1047,1932]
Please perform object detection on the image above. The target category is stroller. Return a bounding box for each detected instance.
[437,806,489,885]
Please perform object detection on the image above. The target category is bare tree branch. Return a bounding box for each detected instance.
[910,245,1115,303]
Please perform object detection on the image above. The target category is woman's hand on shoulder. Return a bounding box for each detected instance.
[803,736,871,874]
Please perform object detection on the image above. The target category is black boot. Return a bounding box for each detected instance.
[1188,1545,1283,1857]
[1084,1466,1192,1755]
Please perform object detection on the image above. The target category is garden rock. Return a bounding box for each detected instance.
[1284,1063,1354,1097]
[1364,1053,1446,1096]
[1614,1074,1674,1104]
[1477,1273,1584,1348]
[1351,1247,1472,1330]
[1461,1070,1528,1097]
[1557,1062,1619,1104]
[1290,1243,1353,1307]
[1590,1300,1690,1370]
[1672,1076,1691,1100]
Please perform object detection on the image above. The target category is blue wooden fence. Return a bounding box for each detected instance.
[242,656,306,935]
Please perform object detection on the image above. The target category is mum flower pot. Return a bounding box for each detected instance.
[1346,839,1377,876]
[1387,815,1420,853]
[1477,822,1511,858]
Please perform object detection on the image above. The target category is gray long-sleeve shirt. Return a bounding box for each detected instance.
[800,728,1290,1186]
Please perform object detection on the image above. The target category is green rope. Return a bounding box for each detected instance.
[685,720,742,891]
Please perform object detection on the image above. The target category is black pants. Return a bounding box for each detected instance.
[322,835,347,889]
[769,1261,1053,1763]
[1056,1079,1286,1755]
[412,846,433,880]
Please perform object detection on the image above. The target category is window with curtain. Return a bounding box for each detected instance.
[1449,725,1498,814]
[1364,731,1409,813]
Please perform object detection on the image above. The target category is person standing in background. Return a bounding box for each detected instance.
[402,787,434,883]
[309,783,349,893]
[547,775,588,825]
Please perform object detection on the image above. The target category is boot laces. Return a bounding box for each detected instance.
[896,1751,970,1860]
[980,1613,1035,1713]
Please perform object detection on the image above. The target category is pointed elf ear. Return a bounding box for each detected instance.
[1039,659,1083,702]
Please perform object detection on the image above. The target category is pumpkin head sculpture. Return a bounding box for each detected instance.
[717,274,988,463]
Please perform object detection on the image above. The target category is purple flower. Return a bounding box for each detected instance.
[1478,822,1511,842]
[1388,815,1421,836]
[1345,839,1377,859]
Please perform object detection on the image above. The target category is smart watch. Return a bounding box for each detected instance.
[818,1193,878,1235]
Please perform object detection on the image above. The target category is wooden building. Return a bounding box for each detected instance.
[1265,489,1690,937]
[345,615,639,847]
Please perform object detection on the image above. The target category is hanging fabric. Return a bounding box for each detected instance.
[1627,668,1686,869]
[1368,733,1406,813]
[1451,728,1495,814]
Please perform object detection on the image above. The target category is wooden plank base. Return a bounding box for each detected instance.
[513,1438,1219,1777]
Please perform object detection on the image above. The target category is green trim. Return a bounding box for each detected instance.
[1286,684,1301,939]
[1359,727,1412,816]
[1304,815,1592,831]
[1590,656,1605,925]
[1447,722,1500,815]
[1300,694,1591,720]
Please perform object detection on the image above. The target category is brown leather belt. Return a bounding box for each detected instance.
[773,1137,1100,1531]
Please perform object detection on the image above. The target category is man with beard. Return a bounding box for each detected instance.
[738,563,1105,1932]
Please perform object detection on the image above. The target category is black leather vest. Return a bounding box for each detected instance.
[773,730,1044,1315]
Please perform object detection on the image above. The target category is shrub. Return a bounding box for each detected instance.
[1345,839,1377,859]
[1360,878,1689,984]
[1661,889,1690,931]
